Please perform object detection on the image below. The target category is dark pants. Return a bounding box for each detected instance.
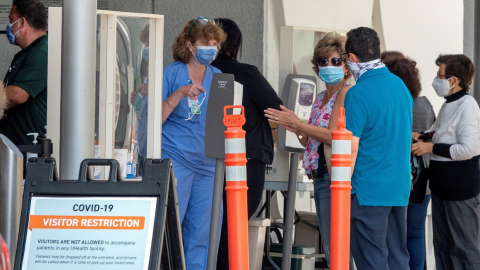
[406,194,431,270]
[350,194,410,270]
[216,159,266,269]
[432,193,480,270]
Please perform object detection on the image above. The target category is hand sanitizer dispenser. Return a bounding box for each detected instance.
[278,74,317,153]
[26,133,39,160]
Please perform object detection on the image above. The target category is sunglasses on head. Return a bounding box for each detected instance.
[186,17,216,38]
[317,57,344,67]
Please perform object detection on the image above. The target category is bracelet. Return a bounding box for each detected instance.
[296,121,303,133]
[165,97,178,108]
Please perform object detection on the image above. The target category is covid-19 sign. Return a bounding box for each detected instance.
[21,196,157,270]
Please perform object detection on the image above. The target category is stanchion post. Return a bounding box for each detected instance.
[281,151,299,270]
[330,107,352,270]
[223,105,249,270]
[206,158,225,270]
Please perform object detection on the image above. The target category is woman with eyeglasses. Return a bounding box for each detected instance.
[412,54,480,270]
[265,32,354,269]
[210,18,283,270]
[161,17,226,270]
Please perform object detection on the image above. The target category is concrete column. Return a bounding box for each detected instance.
[60,0,97,179]
[473,0,480,101]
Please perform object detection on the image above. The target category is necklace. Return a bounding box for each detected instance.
[328,82,345,98]
[321,81,345,108]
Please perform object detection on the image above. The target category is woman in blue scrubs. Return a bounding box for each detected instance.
[161,18,226,270]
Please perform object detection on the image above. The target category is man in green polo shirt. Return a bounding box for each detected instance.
[1,0,47,145]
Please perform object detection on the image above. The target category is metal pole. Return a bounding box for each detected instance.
[282,152,299,270]
[40,138,52,158]
[473,0,480,102]
[0,135,23,264]
[206,158,225,270]
[264,190,281,270]
[60,0,97,179]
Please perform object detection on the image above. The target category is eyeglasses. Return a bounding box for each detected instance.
[340,53,349,60]
[186,17,216,38]
[436,73,453,80]
[317,57,344,67]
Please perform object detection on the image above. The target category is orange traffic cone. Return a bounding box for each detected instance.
[223,105,249,270]
[330,107,352,270]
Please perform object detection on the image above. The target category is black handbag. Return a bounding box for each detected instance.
[409,153,429,204]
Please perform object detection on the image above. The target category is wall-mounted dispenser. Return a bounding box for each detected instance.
[277,74,317,153]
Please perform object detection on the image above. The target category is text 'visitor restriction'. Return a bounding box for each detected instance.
[21,196,157,270]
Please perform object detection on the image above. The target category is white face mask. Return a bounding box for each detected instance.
[432,77,453,97]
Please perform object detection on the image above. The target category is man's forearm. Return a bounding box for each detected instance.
[6,85,29,108]
[351,150,358,176]
[351,136,360,176]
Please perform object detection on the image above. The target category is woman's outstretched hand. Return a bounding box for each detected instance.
[265,105,301,133]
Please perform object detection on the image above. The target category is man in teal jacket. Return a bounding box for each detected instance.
[343,27,413,270]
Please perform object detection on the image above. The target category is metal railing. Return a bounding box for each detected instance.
[0,134,23,264]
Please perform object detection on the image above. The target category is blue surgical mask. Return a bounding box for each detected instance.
[318,66,345,85]
[142,47,149,63]
[192,46,218,66]
[5,18,21,45]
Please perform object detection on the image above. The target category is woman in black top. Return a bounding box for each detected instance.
[211,18,282,269]
[412,54,480,270]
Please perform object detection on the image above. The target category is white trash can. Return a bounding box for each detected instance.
[248,217,271,270]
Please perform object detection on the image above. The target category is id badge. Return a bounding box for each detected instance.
[187,97,198,107]
[188,96,203,115]
[190,106,201,114]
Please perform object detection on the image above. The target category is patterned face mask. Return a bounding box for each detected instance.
[346,59,385,81]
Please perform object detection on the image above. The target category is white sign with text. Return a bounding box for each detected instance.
[21,196,157,270]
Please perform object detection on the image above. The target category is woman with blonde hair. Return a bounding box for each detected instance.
[265,32,353,269]
[161,17,226,270]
